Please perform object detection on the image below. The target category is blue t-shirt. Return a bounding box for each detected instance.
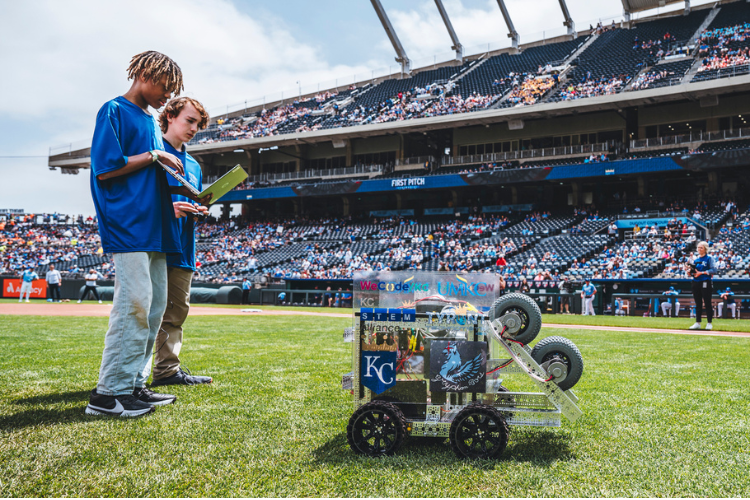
[164,141,202,271]
[90,96,180,254]
[582,283,596,297]
[692,255,715,282]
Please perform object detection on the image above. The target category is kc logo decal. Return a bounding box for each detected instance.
[360,351,397,394]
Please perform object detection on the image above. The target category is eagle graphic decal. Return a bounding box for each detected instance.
[430,340,487,393]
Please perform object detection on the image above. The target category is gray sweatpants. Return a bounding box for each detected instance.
[96,252,167,396]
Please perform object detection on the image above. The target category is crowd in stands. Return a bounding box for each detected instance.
[559,75,627,100]
[418,93,497,117]
[697,47,750,73]
[0,216,109,278]
[200,90,344,143]
[696,21,750,73]
[630,67,681,90]
[3,198,748,287]
[505,75,557,107]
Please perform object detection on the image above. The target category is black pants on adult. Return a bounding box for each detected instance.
[692,280,713,322]
[80,285,100,301]
[48,283,60,301]
[241,289,249,304]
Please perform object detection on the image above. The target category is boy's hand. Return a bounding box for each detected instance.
[173,201,199,218]
[198,193,213,205]
[157,150,185,176]
[170,187,212,205]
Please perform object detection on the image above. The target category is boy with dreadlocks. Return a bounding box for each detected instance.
[86,51,186,417]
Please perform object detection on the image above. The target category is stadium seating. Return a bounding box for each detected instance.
[692,2,750,83]
[696,138,750,152]
[180,5,750,147]
[457,36,588,99]
[629,58,694,90]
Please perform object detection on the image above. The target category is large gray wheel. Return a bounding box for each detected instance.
[530,336,583,391]
[488,293,542,345]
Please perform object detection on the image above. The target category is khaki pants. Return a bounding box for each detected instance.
[153,266,193,380]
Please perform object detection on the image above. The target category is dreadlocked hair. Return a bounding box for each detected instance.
[127,50,184,95]
[159,97,209,134]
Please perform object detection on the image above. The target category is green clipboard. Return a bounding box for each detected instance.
[198,165,248,205]
[159,162,248,205]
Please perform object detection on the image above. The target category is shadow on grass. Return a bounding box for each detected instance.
[312,429,573,468]
[504,428,575,464]
[13,390,91,406]
[0,406,93,431]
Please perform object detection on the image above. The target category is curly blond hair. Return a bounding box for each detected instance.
[159,97,209,134]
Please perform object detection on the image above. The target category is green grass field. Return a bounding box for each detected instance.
[1,313,749,497]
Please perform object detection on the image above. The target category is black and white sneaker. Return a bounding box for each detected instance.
[151,368,213,387]
[85,388,155,417]
[133,387,177,406]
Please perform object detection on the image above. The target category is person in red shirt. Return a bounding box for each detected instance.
[496,254,507,267]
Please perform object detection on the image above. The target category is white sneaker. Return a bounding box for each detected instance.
[77,300,82,303]
[688,322,702,330]
[25,300,29,303]
[705,323,713,330]
[99,300,102,304]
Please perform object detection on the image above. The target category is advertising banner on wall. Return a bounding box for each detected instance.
[3,279,47,298]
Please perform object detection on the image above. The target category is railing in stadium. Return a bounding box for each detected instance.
[630,127,750,149]
[395,156,435,166]
[48,140,91,158]
[441,142,610,165]
[209,164,383,185]
[693,63,750,83]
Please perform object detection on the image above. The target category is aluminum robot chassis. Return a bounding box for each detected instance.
[343,272,583,460]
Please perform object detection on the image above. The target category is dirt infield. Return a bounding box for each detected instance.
[542,322,750,338]
[2,302,749,337]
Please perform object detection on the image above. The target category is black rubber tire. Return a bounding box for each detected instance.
[346,400,407,456]
[530,336,584,391]
[449,403,509,460]
[488,293,542,345]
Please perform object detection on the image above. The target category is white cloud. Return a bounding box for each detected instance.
[0,0,379,214]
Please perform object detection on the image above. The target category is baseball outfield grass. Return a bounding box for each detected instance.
[1,313,748,496]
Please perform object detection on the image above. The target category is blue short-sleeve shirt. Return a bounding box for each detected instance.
[164,140,202,271]
[90,96,180,254]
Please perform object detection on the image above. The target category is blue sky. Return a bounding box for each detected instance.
[0,0,715,215]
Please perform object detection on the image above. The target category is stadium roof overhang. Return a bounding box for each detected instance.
[621,0,685,14]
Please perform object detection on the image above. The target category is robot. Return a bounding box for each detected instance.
[342,272,583,459]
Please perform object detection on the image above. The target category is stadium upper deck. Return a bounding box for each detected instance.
[51,1,750,161]
[48,0,750,221]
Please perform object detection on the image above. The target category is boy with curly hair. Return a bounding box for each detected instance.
[148,96,214,387]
